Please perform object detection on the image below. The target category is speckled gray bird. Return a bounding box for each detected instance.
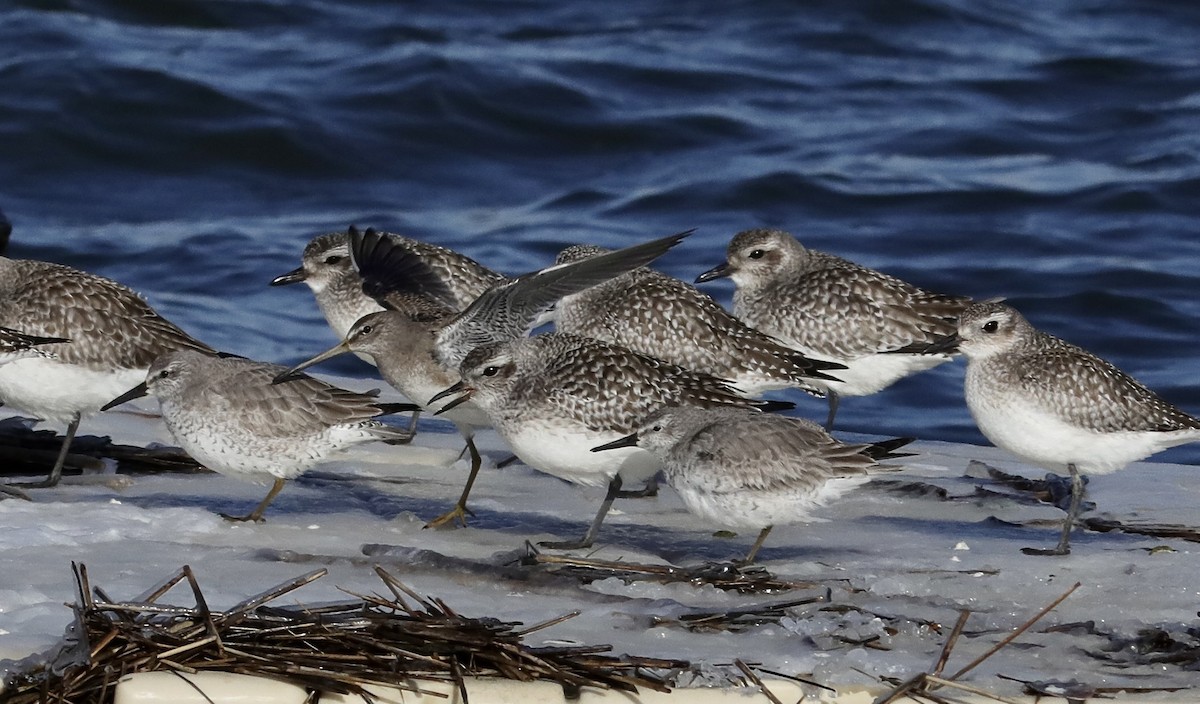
[282,297,493,529]
[103,349,418,523]
[593,406,912,564]
[283,228,693,528]
[553,244,844,398]
[432,333,793,550]
[0,257,214,488]
[934,300,1200,556]
[270,227,505,343]
[697,228,971,429]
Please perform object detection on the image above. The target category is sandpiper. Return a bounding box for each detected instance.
[593,406,912,563]
[281,301,493,529]
[697,228,971,429]
[930,300,1200,555]
[103,349,418,522]
[0,257,214,487]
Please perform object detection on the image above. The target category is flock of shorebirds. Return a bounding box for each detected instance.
[1,227,1198,562]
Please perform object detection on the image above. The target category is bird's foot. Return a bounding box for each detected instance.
[423,504,474,529]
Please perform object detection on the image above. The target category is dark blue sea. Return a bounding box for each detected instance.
[2,0,1199,464]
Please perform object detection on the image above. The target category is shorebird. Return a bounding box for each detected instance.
[281,228,692,528]
[0,257,214,487]
[103,350,418,522]
[552,244,844,397]
[270,227,504,342]
[697,228,971,429]
[593,406,912,563]
[431,333,794,550]
[930,300,1200,556]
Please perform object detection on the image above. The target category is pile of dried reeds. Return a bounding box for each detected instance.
[4,563,687,703]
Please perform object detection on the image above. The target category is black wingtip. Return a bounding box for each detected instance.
[757,400,795,414]
[865,437,917,461]
[348,227,457,309]
[377,402,421,416]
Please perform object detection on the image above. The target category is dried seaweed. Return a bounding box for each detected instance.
[653,593,829,633]
[0,423,203,477]
[872,582,1080,704]
[4,563,687,703]
[520,545,831,594]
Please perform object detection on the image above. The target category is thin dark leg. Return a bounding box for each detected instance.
[539,475,622,550]
[425,434,482,529]
[1022,463,1082,557]
[222,477,286,523]
[406,410,421,435]
[19,413,80,488]
[823,391,840,431]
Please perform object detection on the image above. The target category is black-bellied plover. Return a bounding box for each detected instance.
[592,406,912,564]
[280,228,692,528]
[103,349,418,522]
[930,300,1200,556]
[696,228,971,429]
[0,257,214,487]
[270,227,504,342]
[553,244,844,397]
[431,333,794,550]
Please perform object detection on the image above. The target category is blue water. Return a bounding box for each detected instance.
[2,0,1199,463]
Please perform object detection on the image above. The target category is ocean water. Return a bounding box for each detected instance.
[2,0,1199,462]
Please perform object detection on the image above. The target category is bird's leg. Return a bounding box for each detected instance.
[424,435,482,529]
[221,478,286,523]
[406,409,421,435]
[616,475,658,498]
[739,526,774,565]
[539,474,622,550]
[823,391,841,431]
[1022,463,1082,556]
[18,413,81,488]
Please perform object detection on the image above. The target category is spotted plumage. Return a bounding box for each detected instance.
[0,257,214,487]
[440,333,793,550]
[948,301,1200,555]
[351,228,692,371]
[281,297,492,528]
[271,228,504,343]
[104,349,416,522]
[697,228,972,428]
[592,406,911,563]
[553,244,843,397]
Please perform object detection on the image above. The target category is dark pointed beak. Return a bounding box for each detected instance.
[273,341,351,384]
[430,381,473,414]
[270,266,306,286]
[591,432,640,453]
[695,261,733,284]
[923,332,961,355]
[101,381,150,411]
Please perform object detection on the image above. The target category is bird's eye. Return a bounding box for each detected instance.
[651,424,662,432]
[982,320,999,333]
[748,249,765,260]
[158,369,171,379]
[482,366,500,377]
[359,325,373,336]
[325,255,344,265]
